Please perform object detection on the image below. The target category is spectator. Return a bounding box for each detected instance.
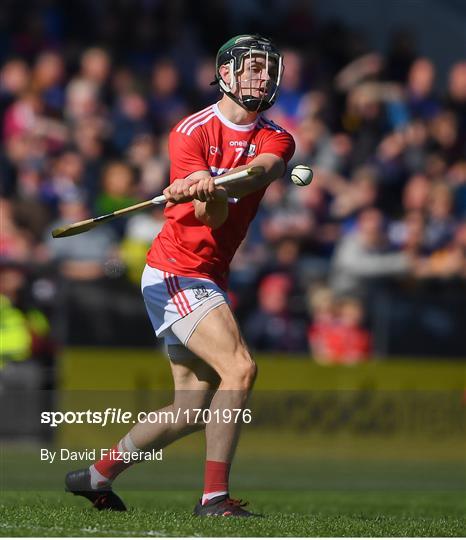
[448,160,466,218]
[330,165,379,222]
[403,120,429,174]
[261,179,314,247]
[292,116,338,172]
[424,182,456,250]
[31,51,65,113]
[111,89,151,153]
[375,130,408,213]
[402,173,431,213]
[308,289,371,365]
[270,49,306,130]
[307,285,336,361]
[332,297,371,364]
[389,210,427,263]
[120,206,165,285]
[0,59,30,135]
[330,208,411,296]
[0,59,30,101]
[72,117,107,201]
[244,273,308,353]
[149,59,187,134]
[191,57,219,109]
[429,110,461,164]
[126,134,168,198]
[445,62,466,138]
[45,193,118,281]
[111,67,137,104]
[0,198,34,263]
[406,58,440,121]
[0,262,53,390]
[3,91,42,141]
[80,48,111,96]
[65,78,100,124]
[414,222,466,280]
[94,161,138,238]
[40,151,85,213]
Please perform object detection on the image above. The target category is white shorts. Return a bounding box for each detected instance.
[141,264,227,347]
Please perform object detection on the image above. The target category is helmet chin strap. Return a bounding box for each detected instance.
[221,88,272,113]
[240,95,271,112]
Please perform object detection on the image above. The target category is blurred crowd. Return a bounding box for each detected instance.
[1,1,465,368]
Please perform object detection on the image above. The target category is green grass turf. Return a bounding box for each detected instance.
[2,422,465,537]
[3,430,465,491]
[1,490,465,537]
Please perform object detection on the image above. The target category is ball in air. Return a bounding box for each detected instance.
[291,165,313,186]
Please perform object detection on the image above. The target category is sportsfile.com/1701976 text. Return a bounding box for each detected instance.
[40,408,253,428]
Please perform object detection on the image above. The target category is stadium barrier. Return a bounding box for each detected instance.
[2,348,464,443]
[49,348,465,447]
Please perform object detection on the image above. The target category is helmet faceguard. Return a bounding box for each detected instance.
[212,34,283,113]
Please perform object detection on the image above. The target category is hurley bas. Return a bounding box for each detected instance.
[40,448,163,464]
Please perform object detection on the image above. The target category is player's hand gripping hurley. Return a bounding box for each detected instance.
[51,166,264,238]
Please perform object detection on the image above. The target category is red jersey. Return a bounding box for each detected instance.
[308,322,371,365]
[147,102,295,290]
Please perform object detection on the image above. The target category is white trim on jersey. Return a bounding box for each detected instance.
[181,109,214,135]
[186,112,216,135]
[213,102,258,132]
[176,106,213,134]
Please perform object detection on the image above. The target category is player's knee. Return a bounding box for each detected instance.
[223,349,257,390]
[243,355,257,385]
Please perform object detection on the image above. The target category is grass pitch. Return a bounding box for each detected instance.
[1,489,465,537]
[1,429,465,537]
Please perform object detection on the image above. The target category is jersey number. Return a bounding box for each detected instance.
[233,148,245,165]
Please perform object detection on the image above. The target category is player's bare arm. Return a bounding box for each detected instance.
[192,185,229,229]
[163,156,283,229]
[208,153,286,199]
[163,172,229,228]
[188,173,230,229]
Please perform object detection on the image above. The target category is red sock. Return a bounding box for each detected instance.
[202,460,230,504]
[94,444,133,481]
